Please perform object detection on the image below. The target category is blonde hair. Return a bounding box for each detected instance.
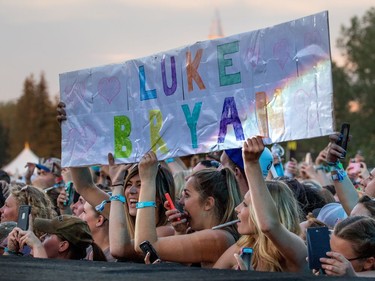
[237,180,301,272]
[10,183,57,237]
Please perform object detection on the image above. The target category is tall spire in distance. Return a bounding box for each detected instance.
[208,8,224,39]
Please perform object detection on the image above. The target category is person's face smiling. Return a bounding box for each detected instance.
[124,174,141,217]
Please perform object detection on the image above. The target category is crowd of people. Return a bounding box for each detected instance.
[0,103,374,278]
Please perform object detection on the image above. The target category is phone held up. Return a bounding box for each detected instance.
[240,247,253,270]
[306,226,331,273]
[17,205,31,231]
[64,182,74,206]
[139,240,160,264]
[336,123,350,154]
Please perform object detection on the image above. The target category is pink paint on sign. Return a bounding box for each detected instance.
[64,125,97,158]
[97,76,121,104]
[273,39,290,70]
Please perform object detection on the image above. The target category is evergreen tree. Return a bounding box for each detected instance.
[336,7,375,166]
[0,122,9,167]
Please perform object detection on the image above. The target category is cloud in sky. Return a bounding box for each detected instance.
[0,0,373,102]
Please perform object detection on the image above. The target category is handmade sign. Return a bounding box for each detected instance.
[60,11,333,167]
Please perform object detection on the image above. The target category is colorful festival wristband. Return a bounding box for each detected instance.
[136,201,156,209]
[95,195,126,212]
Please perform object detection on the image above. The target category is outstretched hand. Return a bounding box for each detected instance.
[107,153,133,186]
[138,151,159,185]
[327,134,347,163]
[242,136,265,164]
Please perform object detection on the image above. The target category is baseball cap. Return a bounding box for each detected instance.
[35,158,61,177]
[34,215,93,246]
[316,203,348,229]
[225,147,273,178]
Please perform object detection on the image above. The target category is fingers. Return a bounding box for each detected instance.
[28,214,34,232]
[234,253,247,270]
[57,102,67,124]
[108,152,115,166]
[144,252,151,264]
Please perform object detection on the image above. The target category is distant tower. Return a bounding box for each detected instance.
[208,9,224,39]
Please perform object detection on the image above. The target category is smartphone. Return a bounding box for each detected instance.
[17,205,31,231]
[64,181,74,206]
[240,247,253,270]
[165,192,184,214]
[336,123,350,153]
[139,240,160,263]
[306,226,331,271]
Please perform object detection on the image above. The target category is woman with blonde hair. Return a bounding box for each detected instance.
[214,136,307,272]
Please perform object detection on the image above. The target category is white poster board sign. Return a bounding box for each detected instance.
[60,11,333,167]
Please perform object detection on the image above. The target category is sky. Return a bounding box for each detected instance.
[0,0,374,103]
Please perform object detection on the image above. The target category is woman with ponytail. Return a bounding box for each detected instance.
[134,151,242,268]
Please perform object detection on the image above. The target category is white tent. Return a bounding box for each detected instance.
[2,143,39,177]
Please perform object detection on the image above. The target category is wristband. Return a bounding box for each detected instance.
[136,201,156,209]
[95,195,126,212]
[330,161,347,182]
[165,158,175,163]
[109,195,126,203]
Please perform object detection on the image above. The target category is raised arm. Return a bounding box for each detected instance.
[243,136,307,271]
[107,153,140,260]
[70,167,110,218]
[134,152,159,249]
[326,134,359,215]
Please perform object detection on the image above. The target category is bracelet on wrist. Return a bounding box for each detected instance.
[330,161,347,182]
[136,201,156,209]
[95,195,126,212]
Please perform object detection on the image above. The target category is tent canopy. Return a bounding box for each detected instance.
[2,143,39,177]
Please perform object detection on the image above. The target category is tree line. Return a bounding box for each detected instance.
[0,73,61,167]
[0,7,374,168]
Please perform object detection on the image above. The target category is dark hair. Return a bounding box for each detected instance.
[357,195,375,218]
[277,177,327,219]
[0,170,10,184]
[323,185,336,196]
[334,216,375,259]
